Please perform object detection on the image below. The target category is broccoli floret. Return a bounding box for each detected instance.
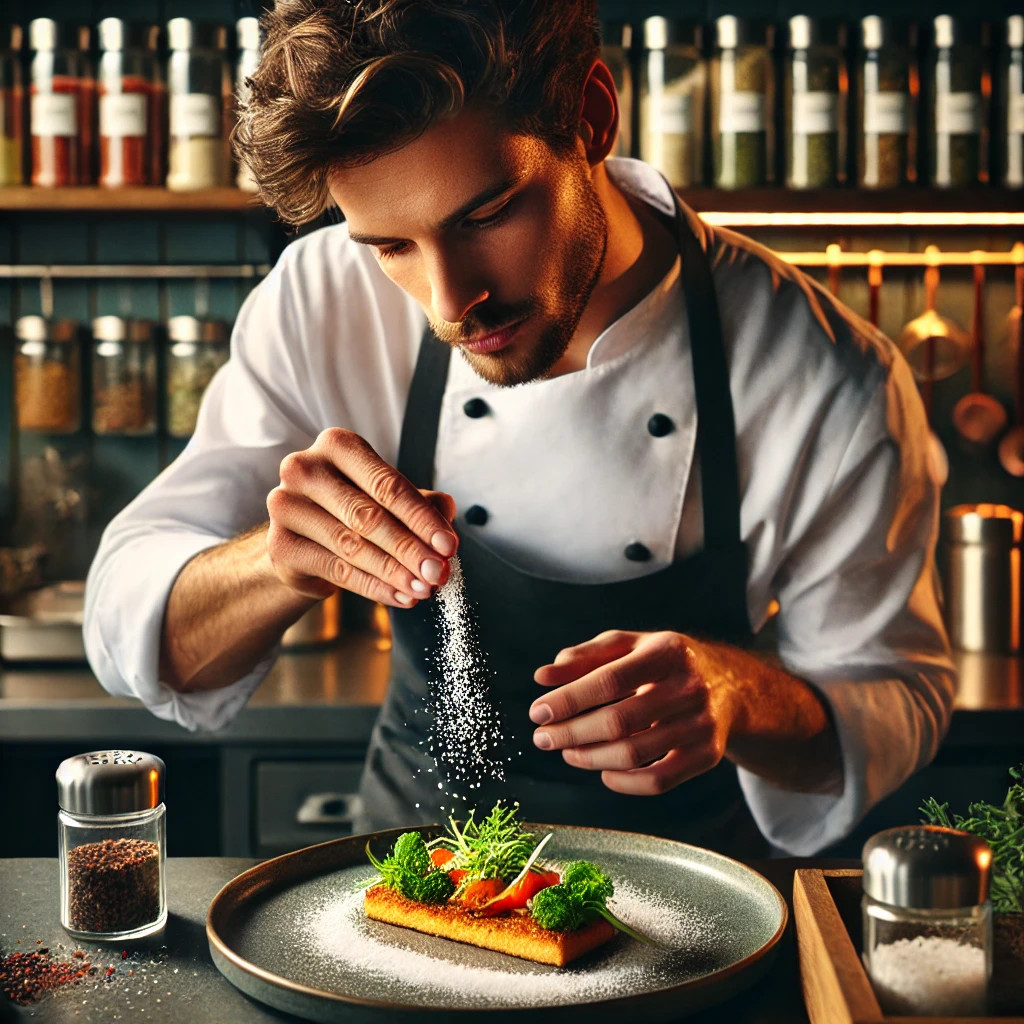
[563,860,614,903]
[530,884,584,931]
[393,831,431,875]
[415,869,456,904]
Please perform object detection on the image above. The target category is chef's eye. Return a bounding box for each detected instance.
[375,240,412,260]
[466,197,514,229]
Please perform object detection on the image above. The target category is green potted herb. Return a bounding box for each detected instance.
[921,765,1024,1013]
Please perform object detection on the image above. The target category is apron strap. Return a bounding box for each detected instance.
[396,321,450,488]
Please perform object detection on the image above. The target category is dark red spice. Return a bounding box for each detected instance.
[0,949,92,1005]
[99,75,153,186]
[66,837,160,934]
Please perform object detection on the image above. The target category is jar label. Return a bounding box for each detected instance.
[100,93,147,139]
[793,92,839,134]
[719,92,765,133]
[937,92,982,134]
[865,92,910,134]
[31,93,77,138]
[656,93,694,135]
[1010,95,1024,135]
[170,94,219,138]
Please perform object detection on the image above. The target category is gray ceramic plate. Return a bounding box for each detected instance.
[207,824,787,1023]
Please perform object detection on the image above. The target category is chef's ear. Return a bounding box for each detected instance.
[577,59,619,166]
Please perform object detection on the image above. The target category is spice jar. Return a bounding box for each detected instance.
[0,25,24,186]
[862,825,992,1016]
[166,315,229,437]
[1003,16,1024,188]
[234,16,261,191]
[97,19,162,188]
[710,17,774,189]
[601,20,633,159]
[166,18,229,191]
[14,316,81,433]
[91,316,157,436]
[930,16,988,188]
[858,17,916,188]
[29,19,94,187]
[56,750,167,941]
[639,18,705,187]
[786,17,846,189]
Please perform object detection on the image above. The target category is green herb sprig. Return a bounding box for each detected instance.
[430,802,538,883]
[531,860,655,944]
[920,765,1024,914]
[365,830,454,904]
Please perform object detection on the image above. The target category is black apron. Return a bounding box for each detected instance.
[355,196,767,859]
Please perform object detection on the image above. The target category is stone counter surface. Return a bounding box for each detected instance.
[0,637,1020,746]
[0,856,818,1024]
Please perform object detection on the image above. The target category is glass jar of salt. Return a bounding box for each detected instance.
[862,825,992,1017]
[56,750,167,941]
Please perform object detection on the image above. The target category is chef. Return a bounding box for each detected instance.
[84,0,955,857]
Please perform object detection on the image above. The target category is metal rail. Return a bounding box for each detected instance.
[0,264,271,278]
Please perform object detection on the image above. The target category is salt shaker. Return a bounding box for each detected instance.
[56,750,167,940]
[862,825,992,1016]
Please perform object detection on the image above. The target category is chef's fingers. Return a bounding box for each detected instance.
[532,682,706,751]
[311,429,458,557]
[599,730,723,795]
[278,448,452,588]
[268,490,429,602]
[420,489,457,523]
[561,713,714,774]
[529,631,693,724]
[266,520,418,609]
[533,629,642,686]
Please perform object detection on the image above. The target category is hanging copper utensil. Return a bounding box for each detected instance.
[997,264,1024,477]
[867,253,883,328]
[897,250,970,382]
[952,262,1008,447]
[826,244,841,298]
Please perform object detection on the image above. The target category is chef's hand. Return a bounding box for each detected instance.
[528,630,743,795]
[266,428,459,608]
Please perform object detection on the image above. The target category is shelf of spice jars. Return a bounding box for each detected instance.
[0,186,262,212]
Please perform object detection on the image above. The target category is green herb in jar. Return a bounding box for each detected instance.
[931,18,985,187]
[714,46,769,188]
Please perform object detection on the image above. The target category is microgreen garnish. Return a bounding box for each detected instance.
[365,831,454,904]
[430,801,540,884]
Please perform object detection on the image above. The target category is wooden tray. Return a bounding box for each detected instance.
[794,868,1024,1024]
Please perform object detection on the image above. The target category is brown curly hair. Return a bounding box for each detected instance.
[234,0,601,225]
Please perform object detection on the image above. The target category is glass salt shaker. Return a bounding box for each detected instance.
[862,825,992,1017]
[57,750,167,941]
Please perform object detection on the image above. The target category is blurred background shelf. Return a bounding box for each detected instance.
[0,187,263,213]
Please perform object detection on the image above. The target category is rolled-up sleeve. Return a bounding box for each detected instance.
[737,355,956,855]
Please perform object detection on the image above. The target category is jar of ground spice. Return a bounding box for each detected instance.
[1002,15,1024,188]
[165,314,229,438]
[858,17,916,188]
[97,19,163,188]
[14,316,81,433]
[29,19,94,187]
[56,750,167,941]
[91,316,157,436]
[0,25,25,187]
[711,16,774,189]
[639,18,705,187]
[929,16,988,188]
[786,17,846,189]
[234,16,261,192]
[862,825,992,1016]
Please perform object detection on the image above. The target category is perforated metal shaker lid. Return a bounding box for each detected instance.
[56,750,165,815]
[862,825,992,909]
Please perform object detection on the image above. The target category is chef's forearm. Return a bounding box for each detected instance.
[159,523,317,692]
[701,641,844,796]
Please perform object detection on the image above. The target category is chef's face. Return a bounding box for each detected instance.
[328,108,607,386]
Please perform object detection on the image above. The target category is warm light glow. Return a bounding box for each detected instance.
[148,768,160,805]
[701,212,1024,228]
[978,848,993,871]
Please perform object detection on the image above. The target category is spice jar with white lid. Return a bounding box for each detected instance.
[0,25,25,186]
[1003,15,1024,188]
[57,750,167,940]
[166,18,228,190]
[234,16,261,192]
[14,316,81,433]
[862,825,992,1016]
[91,316,157,436]
[166,315,229,438]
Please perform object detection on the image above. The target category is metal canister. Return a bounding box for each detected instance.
[56,750,167,939]
[944,503,1023,653]
[862,825,992,1015]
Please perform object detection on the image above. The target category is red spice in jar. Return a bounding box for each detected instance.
[31,73,92,187]
[99,74,152,186]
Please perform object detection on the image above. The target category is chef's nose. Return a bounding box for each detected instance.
[426,251,490,326]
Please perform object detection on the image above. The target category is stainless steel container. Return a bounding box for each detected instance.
[56,750,167,940]
[944,503,1023,653]
[862,825,992,1016]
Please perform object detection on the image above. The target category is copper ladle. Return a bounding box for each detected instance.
[997,264,1024,477]
[952,262,1007,448]
[897,255,970,382]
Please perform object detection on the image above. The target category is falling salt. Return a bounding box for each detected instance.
[867,935,988,1015]
[423,554,515,813]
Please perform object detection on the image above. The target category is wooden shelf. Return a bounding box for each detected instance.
[0,187,264,213]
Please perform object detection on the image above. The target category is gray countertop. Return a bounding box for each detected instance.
[0,636,1021,747]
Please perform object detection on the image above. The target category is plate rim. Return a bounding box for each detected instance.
[206,822,790,1014]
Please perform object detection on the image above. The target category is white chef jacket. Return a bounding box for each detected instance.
[84,157,956,856]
